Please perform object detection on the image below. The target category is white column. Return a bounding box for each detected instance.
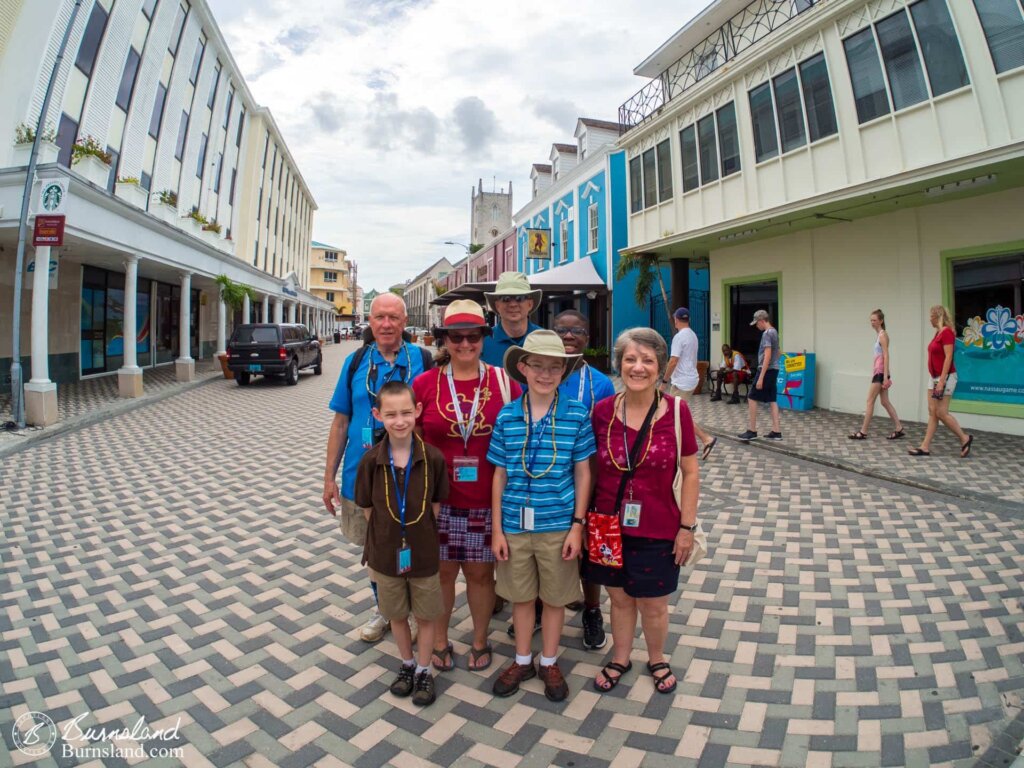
[216,295,227,354]
[175,272,195,381]
[273,297,283,323]
[24,245,58,426]
[118,255,144,398]
[262,294,269,322]
[242,292,251,325]
[288,301,296,323]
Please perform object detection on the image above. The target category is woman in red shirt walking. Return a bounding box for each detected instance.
[413,300,521,671]
[909,305,973,457]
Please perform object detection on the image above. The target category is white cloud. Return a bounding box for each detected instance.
[208,0,705,291]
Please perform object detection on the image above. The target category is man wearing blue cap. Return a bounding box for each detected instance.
[663,307,718,461]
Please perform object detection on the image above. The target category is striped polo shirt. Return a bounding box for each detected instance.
[486,393,596,534]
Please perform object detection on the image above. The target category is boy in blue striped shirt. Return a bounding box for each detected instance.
[488,330,596,701]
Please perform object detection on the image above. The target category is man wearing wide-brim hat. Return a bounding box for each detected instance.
[481,271,543,368]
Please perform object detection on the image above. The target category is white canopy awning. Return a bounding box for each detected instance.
[527,256,606,288]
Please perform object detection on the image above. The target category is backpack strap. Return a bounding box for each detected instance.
[345,344,369,390]
[673,396,682,461]
[419,345,434,371]
[493,366,511,404]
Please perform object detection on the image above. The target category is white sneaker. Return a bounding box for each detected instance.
[360,611,389,643]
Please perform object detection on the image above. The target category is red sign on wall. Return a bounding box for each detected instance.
[32,215,65,246]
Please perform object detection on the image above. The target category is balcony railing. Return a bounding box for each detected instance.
[618,0,818,132]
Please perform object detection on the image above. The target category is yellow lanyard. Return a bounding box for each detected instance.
[382,434,429,526]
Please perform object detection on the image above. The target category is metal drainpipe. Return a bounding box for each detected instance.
[8,0,84,429]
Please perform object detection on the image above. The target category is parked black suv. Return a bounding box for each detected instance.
[226,323,322,386]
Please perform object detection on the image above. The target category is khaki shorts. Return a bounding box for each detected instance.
[338,497,367,545]
[668,384,695,402]
[369,568,444,622]
[496,530,583,607]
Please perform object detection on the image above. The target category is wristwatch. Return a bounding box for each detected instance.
[572,517,585,526]
[679,521,698,532]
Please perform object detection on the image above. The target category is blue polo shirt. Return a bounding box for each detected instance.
[559,363,616,416]
[481,321,542,368]
[486,394,596,534]
[329,343,429,500]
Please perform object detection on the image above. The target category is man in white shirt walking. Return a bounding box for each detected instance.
[663,307,718,460]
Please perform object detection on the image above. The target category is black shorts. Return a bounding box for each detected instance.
[748,371,778,403]
[871,373,885,384]
[583,535,680,598]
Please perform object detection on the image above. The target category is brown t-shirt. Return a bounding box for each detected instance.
[354,436,449,578]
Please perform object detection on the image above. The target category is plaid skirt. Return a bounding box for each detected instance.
[438,504,495,563]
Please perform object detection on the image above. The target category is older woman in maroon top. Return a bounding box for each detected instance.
[584,327,700,696]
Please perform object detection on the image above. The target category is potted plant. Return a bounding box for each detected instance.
[71,135,112,186]
[12,122,58,166]
[183,206,207,236]
[214,275,257,379]
[583,346,610,373]
[114,175,148,209]
[151,189,178,224]
[201,217,221,246]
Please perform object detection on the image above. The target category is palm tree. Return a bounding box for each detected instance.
[616,251,672,329]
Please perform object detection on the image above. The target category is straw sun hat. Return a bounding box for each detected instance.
[503,329,583,386]
[483,271,543,315]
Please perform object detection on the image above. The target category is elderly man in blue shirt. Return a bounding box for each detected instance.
[481,272,543,368]
[323,292,432,642]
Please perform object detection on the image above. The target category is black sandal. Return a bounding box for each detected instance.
[960,435,974,458]
[431,642,455,672]
[848,431,868,440]
[701,437,718,461]
[647,661,677,694]
[907,448,930,456]
[593,661,632,692]
[887,429,906,440]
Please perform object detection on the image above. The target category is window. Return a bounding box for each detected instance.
[876,11,929,110]
[641,148,657,208]
[973,0,1024,73]
[257,187,263,221]
[588,204,599,252]
[559,219,569,263]
[116,48,141,112]
[748,83,779,162]
[326,292,335,302]
[697,114,719,183]
[629,156,642,213]
[716,103,741,177]
[196,133,207,179]
[208,64,221,109]
[845,28,891,122]
[149,84,167,139]
[325,271,337,282]
[773,68,806,153]
[236,108,246,146]
[142,0,159,19]
[189,39,205,85]
[229,168,237,205]
[799,53,838,142]
[106,146,119,192]
[223,88,234,128]
[680,124,699,192]
[214,152,223,193]
[168,3,186,56]
[656,139,673,201]
[140,171,152,191]
[75,4,108,77]
[174,111,189,160]
[911,0,970,95]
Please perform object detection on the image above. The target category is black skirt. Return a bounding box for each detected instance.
[583,535,680,598]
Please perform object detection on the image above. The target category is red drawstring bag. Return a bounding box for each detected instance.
[587,511,623,568]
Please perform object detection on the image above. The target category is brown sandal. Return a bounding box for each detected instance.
[848,431,868,440]
[431,642,454,672]
[468,644,492,671]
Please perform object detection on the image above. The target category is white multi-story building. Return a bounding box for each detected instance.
[404,257,453,331]
[618,0,1024,435]
[0,0,333,425]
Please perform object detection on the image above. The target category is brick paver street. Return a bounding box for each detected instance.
[2,342,1022,767]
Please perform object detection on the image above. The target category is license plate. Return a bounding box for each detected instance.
[247,364,262,372]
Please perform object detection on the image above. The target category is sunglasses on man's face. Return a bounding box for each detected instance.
[553,326,587,337]
[497,295,528,304]
[447,331,484,344]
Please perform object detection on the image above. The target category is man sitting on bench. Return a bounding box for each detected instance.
[711,344,749,403]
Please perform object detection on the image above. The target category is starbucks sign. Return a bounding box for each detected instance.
[38,180,67,214]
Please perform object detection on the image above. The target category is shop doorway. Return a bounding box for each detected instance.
[80,266,151,376]
[728,279,779,362]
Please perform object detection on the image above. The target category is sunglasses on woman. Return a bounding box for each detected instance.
[446,330,484,344]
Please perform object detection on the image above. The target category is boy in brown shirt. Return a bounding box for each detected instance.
[355,381,449,706]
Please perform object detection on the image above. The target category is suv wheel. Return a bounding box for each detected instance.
[285,358,299,385]
[236,372,250,386]
[314,355,323,375]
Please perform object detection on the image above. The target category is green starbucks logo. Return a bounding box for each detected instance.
[41,183,63,212]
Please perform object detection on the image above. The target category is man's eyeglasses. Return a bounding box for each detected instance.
[553,326,587,337]
[446,331,483,344]
[523,362,565,377]
[497,295,529,304]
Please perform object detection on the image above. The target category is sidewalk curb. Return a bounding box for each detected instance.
[706,427,1024,513]
[0,375,224,460]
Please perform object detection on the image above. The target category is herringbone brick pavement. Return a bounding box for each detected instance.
[1,343,1022,768]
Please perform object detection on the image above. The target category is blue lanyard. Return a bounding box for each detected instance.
[368,343,410,425]
[387,442,413,540]
[524,395,555,475]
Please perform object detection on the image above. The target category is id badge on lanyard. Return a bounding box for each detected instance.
[448,365,484,483]
[389,444,415,575]
[453,455,479,483]
[397,544,412,574]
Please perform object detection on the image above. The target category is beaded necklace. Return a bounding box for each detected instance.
[382,434,429,526]
[520,392,558,479]
[606,392,658,472]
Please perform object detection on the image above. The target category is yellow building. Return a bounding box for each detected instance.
[310,241,357,325]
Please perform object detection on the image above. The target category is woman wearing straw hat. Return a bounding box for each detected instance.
[481,271,543,368]
[412,300,521,672]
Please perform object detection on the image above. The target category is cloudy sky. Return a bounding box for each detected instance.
[207,0,706,292]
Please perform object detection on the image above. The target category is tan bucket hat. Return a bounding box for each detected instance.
[503,329,583,386]
[483,271,543,315]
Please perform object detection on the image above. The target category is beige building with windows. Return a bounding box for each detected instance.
[618,0,1024,435]
[309,240,357,327]
[0,0,332,425]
